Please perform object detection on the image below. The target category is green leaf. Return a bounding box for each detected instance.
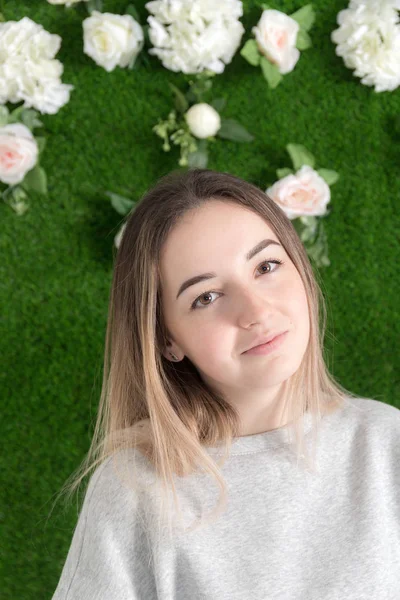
[105,191,135,215]
[86,0,103,14]
[260,56,283,89]
[2,186,30,215]
[0,106,9,126]
[8,105,25,123]
[286,143,315,170]
[138,50,151,69]
[186,76,213,105]
[128,36,144,70]
[217,119,254,142]
[302,219,330,269]
[142,24,151,46]
[35,137,47,154]
[0,12,6,23]
[276,167,294,179]
[20,109,44,130]
[3,185,28,203]
[210,97,227,113]
[196,139,208,152]
[125,3,140,22]
[127,56,140,71]
[296,29,312,50]
[187,148,208,168]
[317,168,339,185]
[258,3,271,10]
[299,216,318,242]
[168,82,189,114]
[240,39,260,67]
[128,46,147,70]
[290,4,316,32]
[21,165,47,195]
[127,51,142,70]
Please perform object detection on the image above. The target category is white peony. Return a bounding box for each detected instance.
[252,9,300,74]
[47,0,88,5]
[0,123,38,186]
[145,0,245,74]
[184,103,221,139]
[331,0,400,92]
[83,11,144,72]
[0,17,73,114]
[266,165,331,220]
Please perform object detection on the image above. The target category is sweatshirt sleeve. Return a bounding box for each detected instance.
[51,455,157,600]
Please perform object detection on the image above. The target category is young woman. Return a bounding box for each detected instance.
[51,168,400,599]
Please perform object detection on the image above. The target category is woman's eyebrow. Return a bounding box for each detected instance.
[176,239,282,300]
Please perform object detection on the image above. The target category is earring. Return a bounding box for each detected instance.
[170,352,178,361]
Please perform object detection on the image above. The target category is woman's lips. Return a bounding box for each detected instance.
[242,331,288,356]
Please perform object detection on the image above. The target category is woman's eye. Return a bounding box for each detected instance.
[189,259,283,311]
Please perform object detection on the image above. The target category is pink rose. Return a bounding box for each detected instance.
[0,123,38,186]
[252,9,300,74]
[266,165,331,220]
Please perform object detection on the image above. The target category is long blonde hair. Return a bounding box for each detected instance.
[49,167,356,540]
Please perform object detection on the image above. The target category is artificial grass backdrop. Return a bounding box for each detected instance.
[1,0,399,598]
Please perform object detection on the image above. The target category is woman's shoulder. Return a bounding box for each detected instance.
[83,447,158,515]
[343,395,400,419]
[339,395,400,439]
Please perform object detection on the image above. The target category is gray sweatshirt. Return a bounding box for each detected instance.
[51,396,400,599]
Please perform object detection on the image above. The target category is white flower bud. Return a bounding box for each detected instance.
[184,103,221,139]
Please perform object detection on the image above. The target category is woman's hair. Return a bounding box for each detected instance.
[49,167,357,540]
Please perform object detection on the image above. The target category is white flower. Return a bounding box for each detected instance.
[0,123,38,186]
[0,17,73,114]
[184,103,221,139]
[21,78,73,115]
[145,0,245,74]
[331,0,400,92]
[252,9,300,74]
[114,222,127,248]
[83,11,144,72]
[266,165,331,220]
[47,0,88,5]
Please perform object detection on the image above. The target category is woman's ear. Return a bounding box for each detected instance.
[161,346,172,361]
[160,327,182,361]
[161,338,181,361]
[162,347,181,361]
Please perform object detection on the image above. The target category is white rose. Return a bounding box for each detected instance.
[145,0,245,74]
[0,63,18,104]
[83,11,144,72]
[19,77,74,115]
[331,0,400,92]
[0,17,73,113]
[0,18,38,56]
[23,27,62,61]
[48,0,88,5]
[184,103,221,139]
[0,123,38,186]
[266,165,330,220]
[252,9,300,74]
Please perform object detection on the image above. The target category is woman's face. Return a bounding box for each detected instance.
[159,200,310,430]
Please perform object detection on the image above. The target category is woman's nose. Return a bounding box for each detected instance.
[236,288,274,327]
